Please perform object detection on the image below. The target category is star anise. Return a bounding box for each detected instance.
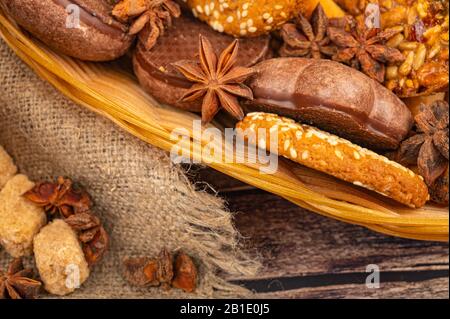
[123,249,198,292]
[113,0,181,50]
[65,213,109,267]
[123,248,174,288]
[396,100,449,196]
[24,176,92,218]
[0,258,41,299]
[279,4,337,59]
[171,251,197,293]
[328,19,405,82]
[173,35,255,124]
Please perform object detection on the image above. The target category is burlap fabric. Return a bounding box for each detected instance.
[0,38,259,298]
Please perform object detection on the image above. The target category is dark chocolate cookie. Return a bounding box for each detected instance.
[5,0,133,61]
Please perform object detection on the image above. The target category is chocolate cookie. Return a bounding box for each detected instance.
[133,14,271,111]
[245,58,414,150]
[5,0,133,61]
[237,113,430,208]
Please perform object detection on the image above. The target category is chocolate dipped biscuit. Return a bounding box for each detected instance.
[133,14,270,111]
[4,0,133,61]
[245,58,414,151]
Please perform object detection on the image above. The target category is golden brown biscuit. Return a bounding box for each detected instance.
[236,112,430,208]
[182,0,302,37]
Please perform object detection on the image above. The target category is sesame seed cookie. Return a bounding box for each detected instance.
[237,112,430,208]
[181,0,302,37]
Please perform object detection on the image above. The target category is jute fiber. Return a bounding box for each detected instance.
[0,39,259,298]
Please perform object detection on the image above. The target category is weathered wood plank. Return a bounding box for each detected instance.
[192,167,449,297]
[229,190,448,280]
[258,277,449,299]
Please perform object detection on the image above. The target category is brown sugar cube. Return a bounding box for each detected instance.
[34,219,90,296]
[0,174,47,257]
[0,146,17,190]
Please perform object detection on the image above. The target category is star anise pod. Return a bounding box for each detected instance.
[123,248,174,288]
[113,0,181,50]
[0,258,42,299]
[396,100,449,188]
[279,4,337,59]
[173,35,255,124]
[65,212,109,267]
[171,251,197,293]
[123,249,198,292]
[328,19,405,82]
[24,176,92,218]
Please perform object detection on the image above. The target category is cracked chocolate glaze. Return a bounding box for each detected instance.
[51,0,127,38]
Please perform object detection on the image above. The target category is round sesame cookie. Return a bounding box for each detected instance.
[181,0,303,37]
[237,112,430,208]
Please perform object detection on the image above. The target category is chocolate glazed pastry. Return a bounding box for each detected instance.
[4,0,133,61]
[133,14,271,111]
[245,58,414,151]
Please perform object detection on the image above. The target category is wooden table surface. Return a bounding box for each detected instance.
[191,167,449,299]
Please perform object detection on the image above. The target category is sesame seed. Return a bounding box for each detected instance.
[335,150,344,160]
[302,150,309,160]
[290,148,298,158]
[353,151,361,160]
[226,16,234,23]
[248,27,257,33]
[284,139,290,151]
